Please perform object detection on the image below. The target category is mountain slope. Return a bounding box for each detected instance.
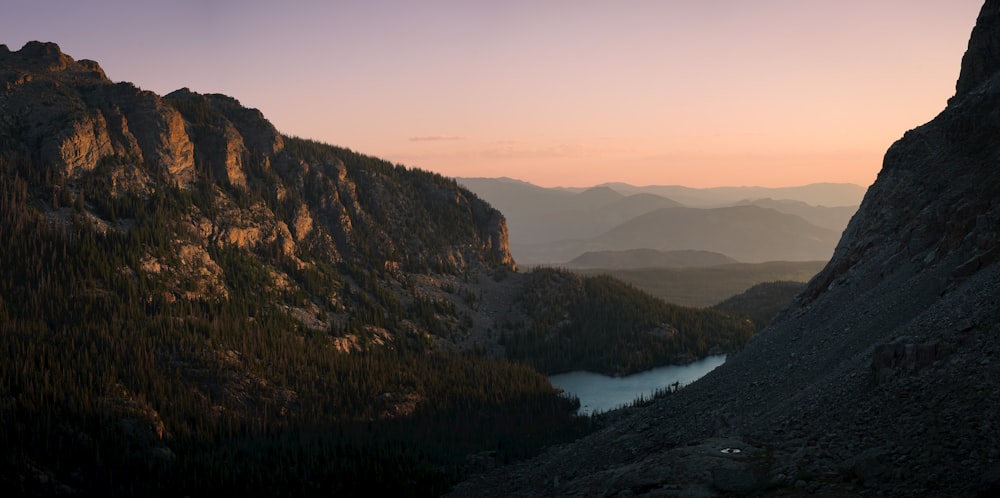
[518,205,840,264]
[450,2,1000,496]
[593,205,839,262]
[732,197,858,231]
[596,181,866,208]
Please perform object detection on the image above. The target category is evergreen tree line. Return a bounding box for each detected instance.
[0,153,590,497]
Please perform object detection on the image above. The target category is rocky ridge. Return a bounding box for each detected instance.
[450,2,1000,496]
[0,39,514,322]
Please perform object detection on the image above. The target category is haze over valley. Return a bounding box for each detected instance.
[458,177,860,266]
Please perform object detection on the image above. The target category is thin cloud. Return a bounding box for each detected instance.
[482,141,620,159]
[408,135,466,142]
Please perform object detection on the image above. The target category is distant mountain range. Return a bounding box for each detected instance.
[458,177,858,264]
[564,249,736,269]
[570,181,866,208]
[729,197,857,231]
[456,178,683,244]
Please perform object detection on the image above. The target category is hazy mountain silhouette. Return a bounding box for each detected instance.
[563,248,736,269]
[460,177,856,265]
[591,182,866,208]
[514,205,839,264]
[728,197,858,231]
[457,177,682,244]
[596,205,838,262]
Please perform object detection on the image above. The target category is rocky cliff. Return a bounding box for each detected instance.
[0,40,513,306]
[451,2,1000,496]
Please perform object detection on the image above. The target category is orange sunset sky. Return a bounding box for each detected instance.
[2,1,985,188]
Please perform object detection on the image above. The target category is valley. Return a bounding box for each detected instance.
[0,42,784,496]
[571,260,826,308]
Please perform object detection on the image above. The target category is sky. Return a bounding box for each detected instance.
[1,1,985,188]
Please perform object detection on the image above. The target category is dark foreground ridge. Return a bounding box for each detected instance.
[450,2,1000,496]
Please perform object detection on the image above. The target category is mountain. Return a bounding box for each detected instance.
[456,177,683,244]
[0,42,512,273]
[450,2,1000,496]
[0,42,762,496]
[730,197,858,231]
[459,177,856,265]
[593,205,839,262]
[594,182,866,208]
[564,248,737,269]
[516,205,840,264]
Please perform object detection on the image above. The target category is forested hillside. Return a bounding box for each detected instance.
[501,269,754,375]
[0,132,591,497]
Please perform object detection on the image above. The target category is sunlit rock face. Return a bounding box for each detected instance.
[0,42,197,184]
[163,89,286,189]
[0,41,514,280]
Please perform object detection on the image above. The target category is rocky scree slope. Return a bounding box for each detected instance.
[450,2,1000,496]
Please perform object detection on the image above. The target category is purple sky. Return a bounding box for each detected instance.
[1,1,985,187]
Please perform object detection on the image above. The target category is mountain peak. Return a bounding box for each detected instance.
[16,40,66,62]
[576,185,624,202]
[0,41,108,81]
[804,0,1000,302]
[955,0,1000,98]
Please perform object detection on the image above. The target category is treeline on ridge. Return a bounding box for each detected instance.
[501,269,756,376]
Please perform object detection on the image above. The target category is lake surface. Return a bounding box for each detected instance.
[549,355,727,415]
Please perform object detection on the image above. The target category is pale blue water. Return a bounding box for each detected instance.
[549,355,727,415]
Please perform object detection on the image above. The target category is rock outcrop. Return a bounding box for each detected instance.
[450,2,1000,496]
[163,89,285,188]
[0,40,513,284]
[0,42,196,183]
[0,39,518,379]
[805,0,1000,304]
